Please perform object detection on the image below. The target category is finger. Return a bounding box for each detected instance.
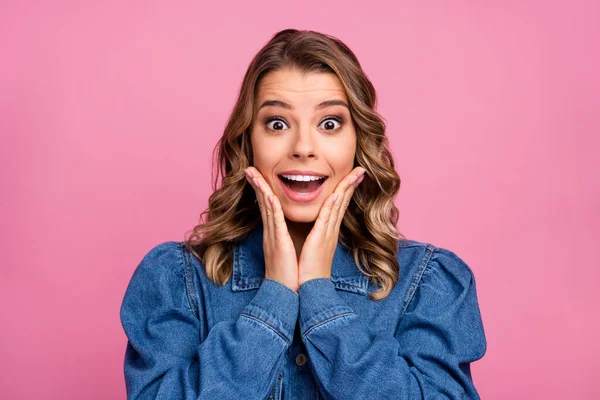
[246,168,269,238]
[269,193,290,242]
[314,191,340,239]
[334,173,364,229]
[255,175,276,245]
[249,168,277,245]
[328,167,366,235]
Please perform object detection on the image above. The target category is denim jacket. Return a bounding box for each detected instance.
[120,224,487,399]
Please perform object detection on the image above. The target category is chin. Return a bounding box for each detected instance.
[281,206,320,223]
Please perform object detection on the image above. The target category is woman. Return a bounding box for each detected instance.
[120,29,487,399]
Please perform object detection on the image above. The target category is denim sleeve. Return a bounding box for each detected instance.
[298,247,487,399]
[120,242,299,399]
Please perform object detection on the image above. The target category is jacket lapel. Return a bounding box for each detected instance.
[231,224,369,296]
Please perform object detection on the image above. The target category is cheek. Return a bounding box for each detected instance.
[251,154,278,189]
[327,145,356,174]
[250,134,270,167]
[251,140,288,177]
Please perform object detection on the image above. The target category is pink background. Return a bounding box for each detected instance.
[1,1,598,398]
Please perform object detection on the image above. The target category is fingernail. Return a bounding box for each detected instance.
[357,175,365,184]
[349,175,358,185]
[245,169,252,178]
[253,177,259,187]
[358,168,366,176]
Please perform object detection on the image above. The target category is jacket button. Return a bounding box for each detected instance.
[295,353,307,366]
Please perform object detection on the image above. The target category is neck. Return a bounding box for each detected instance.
[285,218,314,263]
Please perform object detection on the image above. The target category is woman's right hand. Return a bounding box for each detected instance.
[245,167,299,293]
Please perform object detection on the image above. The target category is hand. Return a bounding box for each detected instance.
[245,167,299,292]
[298,166,366,286]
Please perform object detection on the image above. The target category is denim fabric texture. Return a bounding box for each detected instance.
[120,224,487,399]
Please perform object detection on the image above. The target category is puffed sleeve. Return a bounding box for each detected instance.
[120,242,299,399]
[297,247,487,399]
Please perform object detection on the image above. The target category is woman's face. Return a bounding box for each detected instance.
[250,67,357,223]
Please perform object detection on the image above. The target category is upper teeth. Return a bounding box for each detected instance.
[281,175,325,181]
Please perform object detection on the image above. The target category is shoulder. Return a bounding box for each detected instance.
[128,241,186,289]
[120,241,189,324]
[395,240,488,364]
[398,238,476,284]
[398,239,481,318]
[397,238,479,305]
[138,241,184,267]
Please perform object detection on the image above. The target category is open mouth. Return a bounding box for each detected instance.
[278,175,328,193]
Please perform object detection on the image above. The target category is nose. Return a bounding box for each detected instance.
[292,124,316,159]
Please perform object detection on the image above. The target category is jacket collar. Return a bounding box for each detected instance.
[232,224,370,295]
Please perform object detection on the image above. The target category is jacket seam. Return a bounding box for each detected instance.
[302,311,355,338]
[179,242,200,320]
[239,312,291,345]
[399,244,436,318]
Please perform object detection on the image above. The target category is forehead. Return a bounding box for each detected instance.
[255,68,347,102]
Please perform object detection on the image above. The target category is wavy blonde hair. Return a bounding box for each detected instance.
[184,29,407,301]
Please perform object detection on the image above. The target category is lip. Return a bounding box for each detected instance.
[278,170,329,177]
[278,175,327,203]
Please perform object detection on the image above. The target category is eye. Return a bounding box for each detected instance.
[265,117,289,131]
[318,116,343,131]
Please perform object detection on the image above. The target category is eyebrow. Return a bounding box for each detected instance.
[257,99,349,111]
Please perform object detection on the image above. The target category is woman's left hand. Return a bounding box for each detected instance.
[298,166,366,286]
